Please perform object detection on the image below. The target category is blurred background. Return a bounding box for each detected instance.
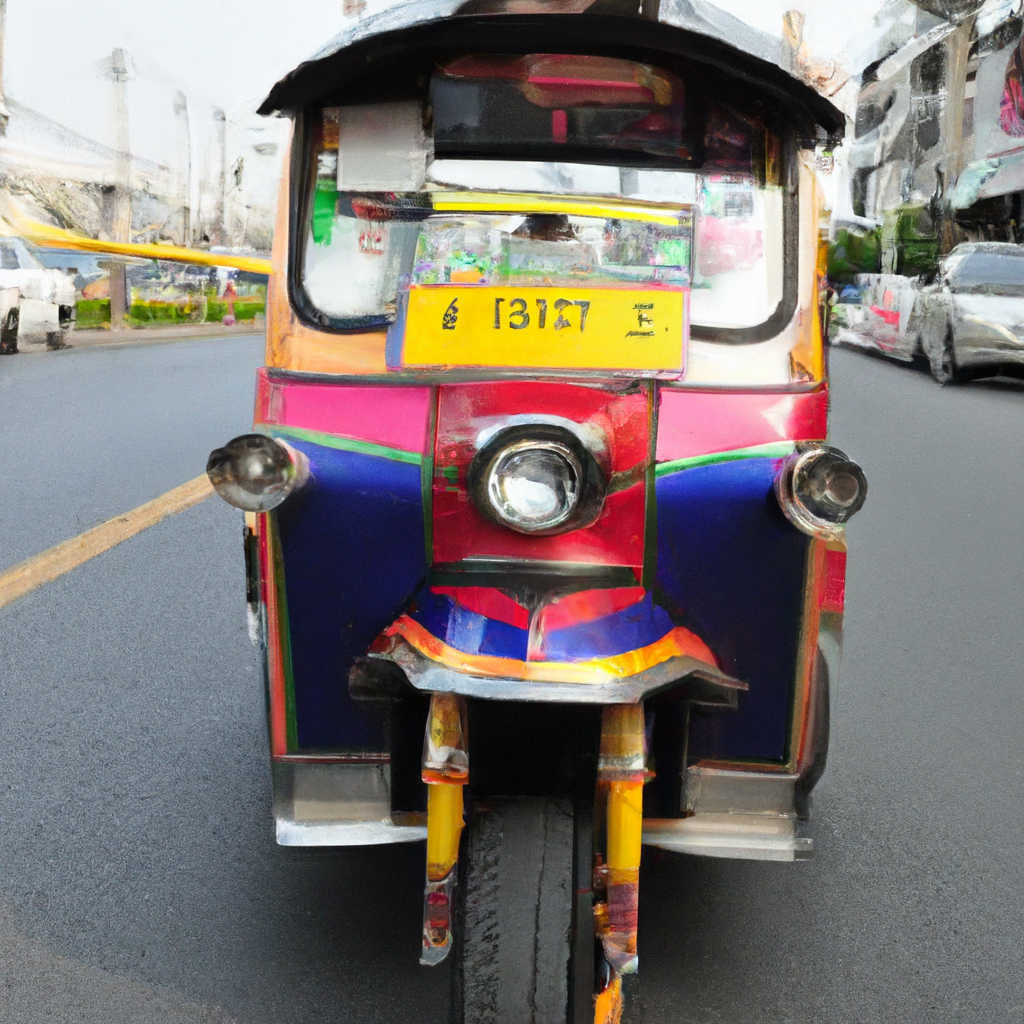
[2,4,1023,1024]
[5,0,1024,379]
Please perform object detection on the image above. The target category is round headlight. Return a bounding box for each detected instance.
[485,440,581,533]
[776,446,867,538]
[206,434,309,512]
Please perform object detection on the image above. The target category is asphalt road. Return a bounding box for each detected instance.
[1,336,1022,1023]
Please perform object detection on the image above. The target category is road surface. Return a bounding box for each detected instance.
[1,336,1022,1023]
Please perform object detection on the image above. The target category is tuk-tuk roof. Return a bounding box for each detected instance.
[258,0,843,143]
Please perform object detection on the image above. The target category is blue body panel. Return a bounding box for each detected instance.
[411,588,530,660]
[275,440,427,751]
[541,595,675,661]
[655,457,810,763]
[408,588,676,662]
[272,439,807,761]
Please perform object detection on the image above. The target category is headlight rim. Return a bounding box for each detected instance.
[468,424,606,536]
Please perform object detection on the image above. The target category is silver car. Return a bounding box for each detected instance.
[919,242,1024,384]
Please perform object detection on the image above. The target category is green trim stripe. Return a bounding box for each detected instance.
[266,425,422,465]
[269,513,299,753]
[655,440,796,478]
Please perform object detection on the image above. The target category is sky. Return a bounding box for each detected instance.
[4,0,375,165]
[4,0,892,170]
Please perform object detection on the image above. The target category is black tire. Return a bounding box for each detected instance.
[453,795,594,1024]
[795,651,830,819]
[933,322,960,385]
[0,308,18,355]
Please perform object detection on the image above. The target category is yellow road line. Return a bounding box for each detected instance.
[0,474,214,611]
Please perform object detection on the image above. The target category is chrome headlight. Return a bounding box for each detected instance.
[469,427,604,535]
[486,439,581,532]
[775,446,867,539]
[207,434,309,512]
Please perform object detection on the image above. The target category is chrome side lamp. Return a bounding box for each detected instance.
[775,446,867,539]
[207,434,309,512]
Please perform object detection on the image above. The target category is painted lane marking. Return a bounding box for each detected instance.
[0,474,214,611]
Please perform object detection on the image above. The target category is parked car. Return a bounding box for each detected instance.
[918,242,1024,383]
[829,273,922,363]
[0,237,76,354]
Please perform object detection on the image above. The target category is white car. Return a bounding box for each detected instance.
[918,242,1024,383]
[0,237,77,354]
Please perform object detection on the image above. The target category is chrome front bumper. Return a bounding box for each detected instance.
[273,762,810,861]
[272,762,426,847]
[643,766,811,862]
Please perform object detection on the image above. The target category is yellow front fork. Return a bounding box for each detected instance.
[417,693,647,1024]
[594,704,647,1022]
[420,692,468,965]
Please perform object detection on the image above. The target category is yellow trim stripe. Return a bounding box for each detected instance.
[0,474,214,611]
[431,191,684,226]
[4,203,272,274]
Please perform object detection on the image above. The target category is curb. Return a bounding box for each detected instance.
[63,322,265,350]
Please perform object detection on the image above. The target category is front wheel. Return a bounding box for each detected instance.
[46,328,68,351]
[452,794,603,1024]
[0,307,18,355]
[931,321,961,385]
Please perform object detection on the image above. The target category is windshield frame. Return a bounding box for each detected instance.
[288,96,800,346]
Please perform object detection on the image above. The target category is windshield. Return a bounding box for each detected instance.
[950,250,1024,296]
[295,53,791,367]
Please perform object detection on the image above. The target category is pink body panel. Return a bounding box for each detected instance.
[655,386,828,462]
[822,547,847,614]
[254,368,433,454]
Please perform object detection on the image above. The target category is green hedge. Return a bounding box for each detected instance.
[74,298,266,329]
[204,299,265,322]
[75,299,110,329]
[128,301,197,324]
[892,205,938,278]
[828,226,881,283]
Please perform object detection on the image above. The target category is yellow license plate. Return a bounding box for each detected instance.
[396,286,687,374]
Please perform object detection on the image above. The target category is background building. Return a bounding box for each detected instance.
[842,0,1024,273]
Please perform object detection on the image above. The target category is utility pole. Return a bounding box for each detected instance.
[173,91,191,247]
[0,0,10,135]
[109,48,131,244]
[941,17,976,193]
[213,107,226,246]
[106,48,131,330]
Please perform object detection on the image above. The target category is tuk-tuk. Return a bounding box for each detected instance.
[207,3,864,1020]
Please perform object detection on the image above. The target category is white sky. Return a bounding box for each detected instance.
[5,0,370,164]
[5,0,890,169]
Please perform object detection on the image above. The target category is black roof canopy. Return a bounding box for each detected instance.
[259,0,843,146]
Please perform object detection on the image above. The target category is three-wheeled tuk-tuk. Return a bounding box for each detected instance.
[208,3,864,1020]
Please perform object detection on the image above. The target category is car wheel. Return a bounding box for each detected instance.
[932,322,960,385]
[0,308,18,355]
